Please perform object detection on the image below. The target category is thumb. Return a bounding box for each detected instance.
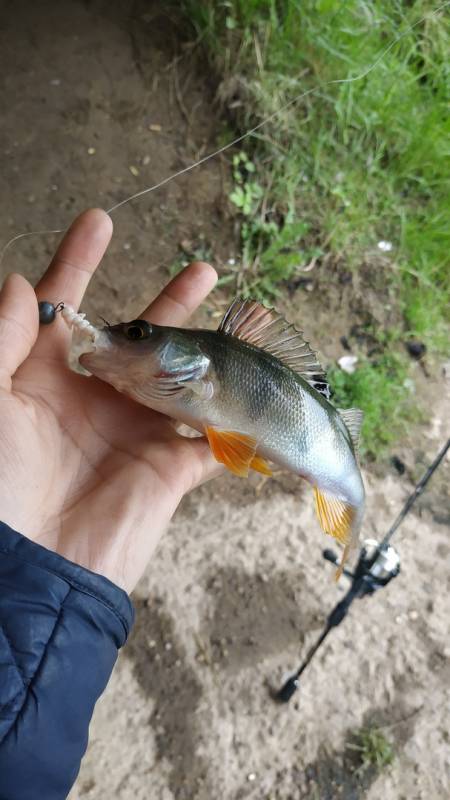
[0,273,39,390]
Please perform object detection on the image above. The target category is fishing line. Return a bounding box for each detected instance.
[1,1,449,266]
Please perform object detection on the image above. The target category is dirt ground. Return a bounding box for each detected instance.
[1,2,449,799]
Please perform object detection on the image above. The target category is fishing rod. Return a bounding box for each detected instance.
[276,437,450,703]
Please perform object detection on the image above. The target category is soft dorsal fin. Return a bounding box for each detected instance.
[338,408,364,452]
[218,298,330,400]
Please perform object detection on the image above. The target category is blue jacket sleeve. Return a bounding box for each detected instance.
[0,522,134,800]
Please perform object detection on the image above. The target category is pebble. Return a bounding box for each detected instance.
[129,165,139,176]
[247,773,256,782]
[87,147,96,155]
[149,123,162,132]
[338,355,358,374]
[378,240,393,252]
[142,154,151,165]
[409,610,419,621]
[405,340,426,360]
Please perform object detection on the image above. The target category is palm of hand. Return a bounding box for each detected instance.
[0,210,217,591]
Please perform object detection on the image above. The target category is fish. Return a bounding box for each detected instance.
[64,299,365,570]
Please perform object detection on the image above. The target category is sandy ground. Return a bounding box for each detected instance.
[1,3,449,799]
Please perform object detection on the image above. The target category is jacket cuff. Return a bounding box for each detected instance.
[0,522,134,637]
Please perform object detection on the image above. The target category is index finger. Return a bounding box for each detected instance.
[35,208,113,307]
[34,208,113,358]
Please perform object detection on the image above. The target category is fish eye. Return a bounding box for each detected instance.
[123,320,152,340]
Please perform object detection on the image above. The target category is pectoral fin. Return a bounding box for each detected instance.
[205,427,262,477]
[314,487,356,578]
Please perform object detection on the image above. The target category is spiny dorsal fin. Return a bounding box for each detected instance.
[338,408,364,452]
[218,298,330,400]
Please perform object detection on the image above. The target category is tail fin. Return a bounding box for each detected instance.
[313,487,358,578]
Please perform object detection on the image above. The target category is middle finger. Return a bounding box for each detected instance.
[140,261,217,327]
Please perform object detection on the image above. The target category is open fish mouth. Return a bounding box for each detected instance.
[61,304,110,374]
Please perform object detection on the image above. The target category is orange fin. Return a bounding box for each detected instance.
[334,542,351,582]
[313,488,355,580]
[205,427,257,477]
[250,455,273,476]
[314,487,355,545]
[313,487,355,545]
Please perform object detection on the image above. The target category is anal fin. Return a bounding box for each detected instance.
[314,487,356,577]
[313,487,355,545]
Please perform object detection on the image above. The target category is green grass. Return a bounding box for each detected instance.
[328,354,420,459]
[347,726,395,774]
[180,0,449,457]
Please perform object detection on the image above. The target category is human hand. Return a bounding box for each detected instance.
[0,209,219,592]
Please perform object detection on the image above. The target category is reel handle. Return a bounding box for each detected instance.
[322,548,354,579]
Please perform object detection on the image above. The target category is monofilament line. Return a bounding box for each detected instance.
[1,0,448,265]
[0,228,65,265]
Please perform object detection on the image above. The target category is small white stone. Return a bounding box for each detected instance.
[247,773,256,782]
[377,240,393,252]
[338,355,358,374]
[123,242,131,250]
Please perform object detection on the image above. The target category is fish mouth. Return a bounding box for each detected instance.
[61,305,112,375]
